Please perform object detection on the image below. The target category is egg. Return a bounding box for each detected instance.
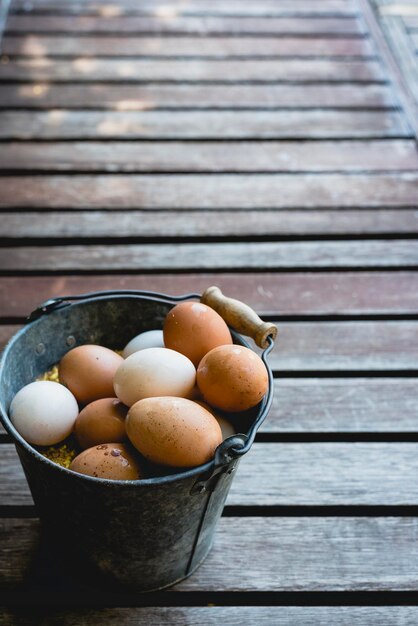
[113,347,196,407]
[59,345,123,405]
[75,397,128,450]
[70,443,142,480]
[163,301,232,367]
[195,401,236,440]
[123,330,164,359]
[9,381,79,446]
[197,345,268,412]
[126,397,222,467]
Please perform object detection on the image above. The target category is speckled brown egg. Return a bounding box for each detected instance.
[59,345,123,405]
[74,397,128,450]
[126,397,222,468]
[163,301,232,367]
[69,443,141,480]
[197,345,268,412]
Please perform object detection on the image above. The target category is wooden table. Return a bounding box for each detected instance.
[1,0,418,622]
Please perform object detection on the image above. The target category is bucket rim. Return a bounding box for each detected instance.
[0,289,275,487]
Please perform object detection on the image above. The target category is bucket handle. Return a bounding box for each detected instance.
[27,287,278,349]
[201,286,277,349]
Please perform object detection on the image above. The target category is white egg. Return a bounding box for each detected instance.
[114,347,196,407]
[123,330,164,359]
[9,381,79,446]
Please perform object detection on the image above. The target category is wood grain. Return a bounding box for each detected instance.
[0,111,408,140]
[3,210,418,238]
[3,140,417,172]
[5,16,366,36]
[9,0,359,18]
[2,607,418,626]
[0,58,385,82]
[2,35,376,58]
[3,517,418,591]
[7,442,418,506]
[0,84,396,109]
[1,322,417,371]
[1,174,417,207]
[269,321,418,371]
[269,378,418,432]
[1,273,418,317]
[0,242,417,272]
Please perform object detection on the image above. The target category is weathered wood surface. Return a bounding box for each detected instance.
[7,442,418,507]
[1,321,417,371]
[269,378,418,432]
[2,210,418,238]
[0,84,396,109]
[1,174,418,207]
[2,35,376,58]
[0,111,409,140]
[9,0,359,17]
[0,58,386,82]
[3,140,418,172]
[3,517,418,591]
[2,607,418,626]
[1,273,418,317]
[1,0,418,611]
[5,16,366,36]
[1,241,417,271]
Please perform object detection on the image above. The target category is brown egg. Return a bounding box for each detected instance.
[163,301,232,367]
[70,443,141,480]
[59,345,123,405]
[126,397,222,468]
[75,397,128,450]
[197,345,268,412]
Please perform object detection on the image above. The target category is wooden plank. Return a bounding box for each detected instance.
[1,174,417,208]
[270,321,418,371]
[7,442,418,506]
[1,35,377,58]
[3,140,418,172]
[9,0,359,18]
[269,378,418,432]
[1,242,417,272]
[5,16,366,36]
[0,378,417,435]
[0,58,385,82]
[2,273,418,317]
[0,111,408,140]
[232,443,418,505]
[0,84,397,109]
[1,321,417,370]
[2,607,418,626]
[3,517,418,591]
[2,210,418,238]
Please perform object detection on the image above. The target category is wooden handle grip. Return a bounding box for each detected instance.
[201,286,278,349]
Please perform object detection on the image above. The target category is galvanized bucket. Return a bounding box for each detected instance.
[0,289,275,591]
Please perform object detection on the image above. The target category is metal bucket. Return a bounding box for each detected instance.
[0,290,275,591]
